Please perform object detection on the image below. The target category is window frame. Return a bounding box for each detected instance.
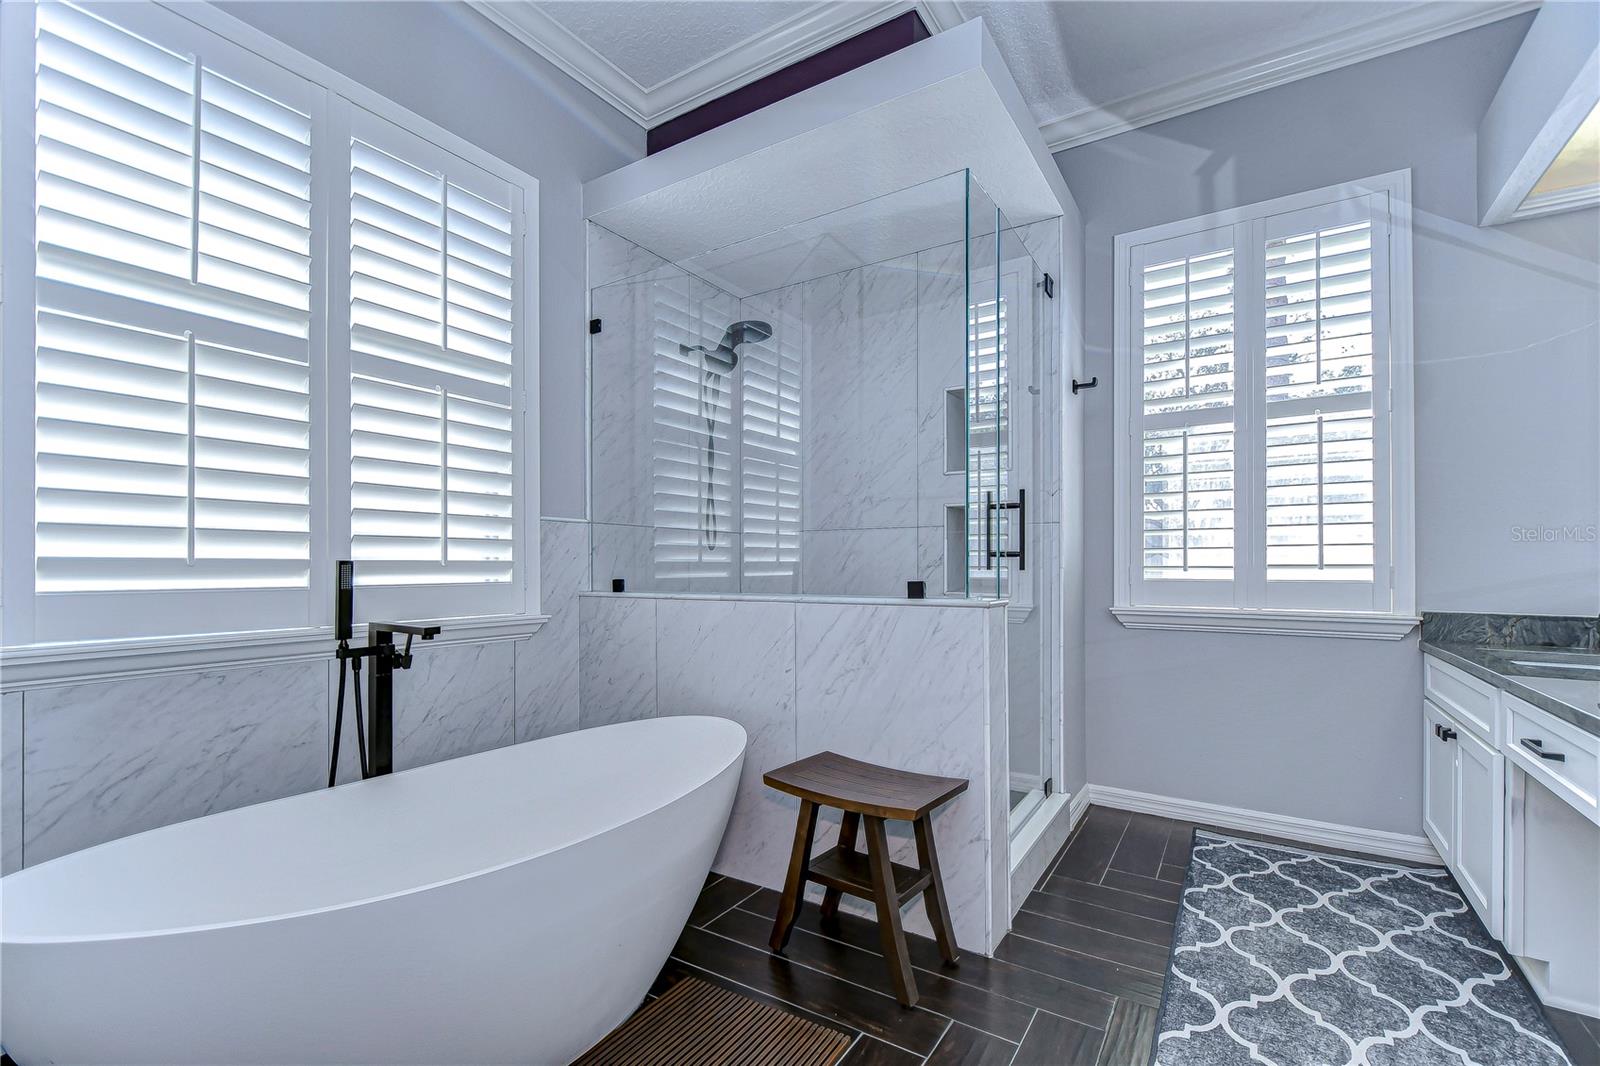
[1110,171,1417,639]
[0,0,542,671]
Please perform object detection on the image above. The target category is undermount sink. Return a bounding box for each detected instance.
[1507,659,1600,673]
[1484,648,1600,678]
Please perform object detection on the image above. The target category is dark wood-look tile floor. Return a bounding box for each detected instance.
[649,806,1600,1066]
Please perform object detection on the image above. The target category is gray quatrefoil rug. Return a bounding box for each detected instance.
[1151,831,1573,1066]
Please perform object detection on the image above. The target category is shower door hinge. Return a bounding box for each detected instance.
[1041,272,1055,299]
[589,318,602,335]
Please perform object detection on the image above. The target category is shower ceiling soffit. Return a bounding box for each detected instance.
[583,20,1067,279]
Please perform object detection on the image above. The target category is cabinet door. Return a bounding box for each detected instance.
[1454,725,1504,938]
[1423,700,1456,868]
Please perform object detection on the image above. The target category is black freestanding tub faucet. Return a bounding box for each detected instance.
[328,560,441,785]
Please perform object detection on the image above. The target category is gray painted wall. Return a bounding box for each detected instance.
[219,1,645,519]
[1055,15,1600,836]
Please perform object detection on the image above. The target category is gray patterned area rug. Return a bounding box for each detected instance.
[1151,831,1573,1066]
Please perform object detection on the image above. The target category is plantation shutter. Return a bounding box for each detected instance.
[29,1,320,639]
[650,275,735,586]
[1131,228,1237,605]
[739,311,801,584]
[340,108,522,617]
[1119,185,1398,617]
[1261,195,1390,610]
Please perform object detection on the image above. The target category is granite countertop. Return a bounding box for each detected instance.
[1422,640,1600,739]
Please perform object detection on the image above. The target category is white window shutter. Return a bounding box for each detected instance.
[739,307,802,584]
[1115,180,1405,622]
[650,274,736,586]
[29,2,320,639]
[338,107,523,618]
[1131,230,1238,603]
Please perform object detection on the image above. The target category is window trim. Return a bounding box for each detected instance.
[0,0,542,664]
[1110,171,1417,639]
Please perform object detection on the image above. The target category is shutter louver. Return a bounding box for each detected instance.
[740,317,801,581]
[347,132,516,588]
[651,277,734,583]
[33,3,313,597]
[968,295,1009,585]
[1264,219,1375,583]
[1139,246,1235,581]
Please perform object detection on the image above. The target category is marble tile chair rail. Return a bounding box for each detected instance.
[764,750,968,1009]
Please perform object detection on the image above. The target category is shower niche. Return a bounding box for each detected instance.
[587,170,1059,607]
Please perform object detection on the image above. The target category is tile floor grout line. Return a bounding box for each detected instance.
[1001,929,1167,978]
[1020,885,1177,924]
[1041,875,1181,907]
[924,1018,955,1063]
[1099,815,1133,886]
[697,886,766,930]
[725,901,1110,1024]
[1014,904,1174,948]
[1006,1009,1040,1066]
[1041,811,1091,883]
[687,924,983,1050]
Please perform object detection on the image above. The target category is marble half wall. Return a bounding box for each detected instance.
[578,591,1011,953]
[7,518,589,869]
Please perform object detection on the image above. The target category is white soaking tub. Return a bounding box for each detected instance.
[0,716,746,1065]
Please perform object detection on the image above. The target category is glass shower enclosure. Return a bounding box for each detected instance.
[586,169,1060,827]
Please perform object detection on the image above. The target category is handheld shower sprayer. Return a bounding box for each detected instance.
[679,320,773,551]
[328,561,440,786]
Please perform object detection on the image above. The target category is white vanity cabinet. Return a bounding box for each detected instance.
[1421,656,1504,937]
[1422,651,1600,1018]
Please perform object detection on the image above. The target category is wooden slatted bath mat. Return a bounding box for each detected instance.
[574,975,852,1066]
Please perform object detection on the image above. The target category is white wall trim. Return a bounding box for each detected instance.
[468,1,957,129]
[1513,181,1600,221]
[1110,606,1420,640]
[1067,785,1092,834]
[1083,784,1441,865]
[0,614,547,693]
[1040,1,1536,152]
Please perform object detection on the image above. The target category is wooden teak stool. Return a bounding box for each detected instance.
[763,751,968,1007]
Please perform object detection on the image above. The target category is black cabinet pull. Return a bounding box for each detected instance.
[1440,726,1457,742]
[1520,738,1566,762]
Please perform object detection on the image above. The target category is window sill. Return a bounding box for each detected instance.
[0,614,549,692]
[1109,605,1419,640]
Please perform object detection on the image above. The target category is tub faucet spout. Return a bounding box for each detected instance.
[328,560,442,785]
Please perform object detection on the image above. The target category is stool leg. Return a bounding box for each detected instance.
[769,799,818,954]
[864,816,917,1008]
[819,810,859,930]
[913,814,960,965]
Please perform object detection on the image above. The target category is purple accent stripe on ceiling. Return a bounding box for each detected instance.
[646,10,931,155]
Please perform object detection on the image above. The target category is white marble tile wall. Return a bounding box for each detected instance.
[985,606,1011,942]
[516,518,587,743]
[655,598,797,884]
[578,594,657,728]
[794,601,999,950]
[915,241,969,532]
[2,692,21,876]
[588,221,673,291]
[578,592,1009,953]
[799,528,917,598]
[11,517,590,868]
[23,662,329,866]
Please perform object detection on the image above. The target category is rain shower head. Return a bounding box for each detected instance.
[687,319,773,374]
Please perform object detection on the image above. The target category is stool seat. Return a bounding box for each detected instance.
[763,751,967,820]
[763,751,967,1008]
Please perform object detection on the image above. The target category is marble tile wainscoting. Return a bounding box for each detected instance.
[578,591,1013,954]
[0,518,590,875]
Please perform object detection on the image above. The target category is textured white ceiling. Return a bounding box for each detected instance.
[964,1,1419,124]
[535,1,816,90]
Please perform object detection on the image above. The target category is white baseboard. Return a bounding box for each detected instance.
[1082,784,1441,865]
[1067,786,1092,834]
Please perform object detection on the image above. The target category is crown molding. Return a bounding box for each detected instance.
[1514,180,1600,220]
[1040,0,1538,153]
[469,1,961,129]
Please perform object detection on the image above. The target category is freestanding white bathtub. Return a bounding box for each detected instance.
[0,715,745,1065]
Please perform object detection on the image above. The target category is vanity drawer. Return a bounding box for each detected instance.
[1423,655,1498,744]
[1505,693,1599,825]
